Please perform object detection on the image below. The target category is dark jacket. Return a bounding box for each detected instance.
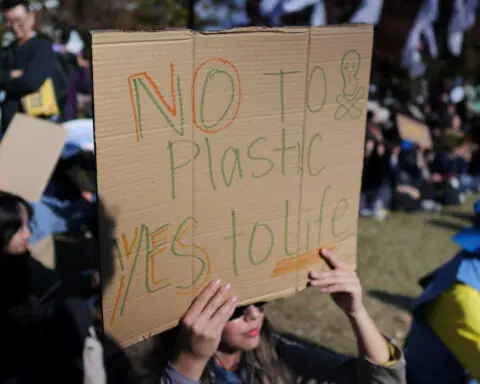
[0,35,57,132]
[0,253,97,383]
[0,252,59,382]
[159,334,406,384]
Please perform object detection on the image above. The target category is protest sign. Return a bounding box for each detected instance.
[92,26,373,346]
[397,114,433,149]
[0,113,66,202]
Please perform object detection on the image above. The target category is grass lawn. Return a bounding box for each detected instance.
[265,197,477,355]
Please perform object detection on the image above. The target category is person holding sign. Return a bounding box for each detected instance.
[154,250,406,383]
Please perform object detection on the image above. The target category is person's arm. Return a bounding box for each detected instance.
[275,324,405,384]
[424,283,480,381]
[0,39,56,95]
[304,250,406,383]
[347,307,391,362]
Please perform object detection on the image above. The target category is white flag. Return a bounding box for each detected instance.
[259,0,283,25]
[349,0,384,25]
[66,30,84,55]
[283,0,318,13]
[402,0,439,78]
[310,1,326,25]
[448,0,478,56]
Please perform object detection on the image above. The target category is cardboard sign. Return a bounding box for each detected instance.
[92,26,373,346]
[0,114,67,202]
[397,114,433,149]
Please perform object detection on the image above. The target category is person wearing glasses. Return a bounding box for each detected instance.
[153,249,406,384]
[0,0,57,133]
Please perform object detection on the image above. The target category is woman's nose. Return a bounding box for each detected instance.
[23,227,31,241]
[244,305,260,320]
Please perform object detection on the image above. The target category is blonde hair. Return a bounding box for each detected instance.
[145,317,296,384]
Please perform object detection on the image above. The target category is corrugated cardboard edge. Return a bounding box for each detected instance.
[91,25,373,45]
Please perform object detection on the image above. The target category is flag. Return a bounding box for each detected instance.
[310,1,326,25]
[260,0,326,26]
[349,0,384,25]
[283,0,326,26]
[259,0,283,25]
[283,0,318,13]
[195,0,250,29]
[448,0,479,56]
[402,0,439,78]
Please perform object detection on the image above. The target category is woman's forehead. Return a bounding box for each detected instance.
[17,202,28,217]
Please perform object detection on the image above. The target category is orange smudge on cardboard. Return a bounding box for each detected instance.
[271,245,336,278]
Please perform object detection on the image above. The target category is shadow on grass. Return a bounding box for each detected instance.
[427,219,465,232]
[279,331,354,358]
[447,212,475,224]
[368,290,415,312]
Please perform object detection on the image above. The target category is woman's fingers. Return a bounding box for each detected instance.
[309,275,359,289]
[198,283,232,322]
[183,280,221,323]
[309,269,352,280]
[317,283,361,294]
[320,249,348,270]
[212,296,237,328]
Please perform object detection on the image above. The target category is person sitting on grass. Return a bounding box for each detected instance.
[406,199,480,384]
[151,249,406,384]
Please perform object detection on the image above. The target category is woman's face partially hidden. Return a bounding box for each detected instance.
[6,203,31,255]
[221,305,265,352]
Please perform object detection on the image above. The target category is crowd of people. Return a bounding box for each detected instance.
[360,79,480,221]
[0,0,478,383]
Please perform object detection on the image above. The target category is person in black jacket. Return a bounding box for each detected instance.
[0,191,103,383]
[0,0,57,133]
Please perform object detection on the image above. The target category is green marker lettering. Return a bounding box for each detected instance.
[137,76,185,137]
[200,69,236,130]
[145,224,171,293]
[204,137,217,191]
[172,217,206,289]
[332,199,349,238]
[264,70,301,122]
[247,137,274,179]
[274,128,298,176]
[315,186,331,247]
[307,133,325,176]
[224,210,244,276]
[306,65,327,113]
[221,146,244,187]
[168,140,200,200]
[249,222,274,266]
[120,224,145,316]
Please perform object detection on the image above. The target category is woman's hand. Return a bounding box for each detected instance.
[309,250,392,363]
[308,249,364,316]
[173,280,237,380]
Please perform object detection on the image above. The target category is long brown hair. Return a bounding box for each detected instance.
[144,317,296,383]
